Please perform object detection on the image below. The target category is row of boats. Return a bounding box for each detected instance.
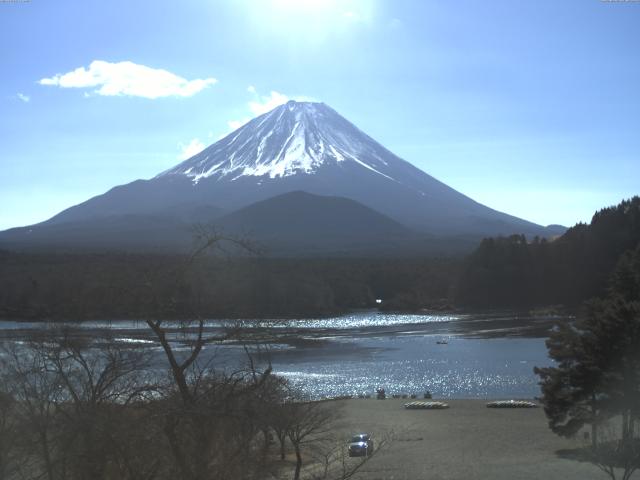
[403,400,538,410]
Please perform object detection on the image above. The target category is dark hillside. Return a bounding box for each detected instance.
[456,197,640,308]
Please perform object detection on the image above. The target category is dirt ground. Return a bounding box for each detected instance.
[329,398,623,480]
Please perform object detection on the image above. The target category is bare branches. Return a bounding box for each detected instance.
[581,423,640,480]
[0,331,156,480]
[0,381,20,480]
[307,428,394,480]
[188,223,262,264]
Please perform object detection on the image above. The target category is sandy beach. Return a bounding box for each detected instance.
[331,398,613,480]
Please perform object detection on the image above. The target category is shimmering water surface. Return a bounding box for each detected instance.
[0,311,560,399]
[270,335,549,399]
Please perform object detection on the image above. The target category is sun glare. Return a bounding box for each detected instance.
[246,0,374,43]
[271,0,339,13]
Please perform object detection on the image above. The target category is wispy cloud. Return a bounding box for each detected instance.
[39,60,217,99]
[178,138,206,160]
[227,88,316,132]
[248,90,290,116]
[389,18,403,29]
[227,119,249,131]
[17,93,30,103]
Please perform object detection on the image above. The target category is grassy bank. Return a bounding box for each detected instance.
[331,398,613,480]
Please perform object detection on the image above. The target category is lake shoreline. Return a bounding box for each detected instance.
[0,309,569,340]
[0,304,577,323]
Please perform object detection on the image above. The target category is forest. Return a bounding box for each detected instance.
[1,197,638,321]
[0,251,458,320]
[456,197,640,308]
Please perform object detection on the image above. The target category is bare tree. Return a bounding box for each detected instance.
[41,331,154,480]
[286,400,340,480]
[257,376,295,463]
[143,226,260,405]
[139,227,280,479]
[583,423,640,480]
[308,429,394,480]
[1,329,155,480]
[0,388,18,480]
[1,339,64,480]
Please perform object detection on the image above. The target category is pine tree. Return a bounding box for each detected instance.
[535,244,640,462]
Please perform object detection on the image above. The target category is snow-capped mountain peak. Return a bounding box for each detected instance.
[158,101,397,183]
[14,100,554,243]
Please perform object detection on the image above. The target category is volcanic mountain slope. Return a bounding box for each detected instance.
[0,100,562,253]
[0,204,225,252]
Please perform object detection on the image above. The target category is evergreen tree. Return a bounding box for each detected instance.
[535,245,640,449]
[534,320,606,447]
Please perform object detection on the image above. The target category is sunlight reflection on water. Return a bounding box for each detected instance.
[264,313,462,329]
[0,312,461,332]
[0,311,554,399]
[268,335,551,399]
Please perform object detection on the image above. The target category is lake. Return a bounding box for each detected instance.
[0,311,564,399]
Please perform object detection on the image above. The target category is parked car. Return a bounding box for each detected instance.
[348,433,374,457]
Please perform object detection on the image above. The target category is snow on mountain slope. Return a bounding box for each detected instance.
[158,101,398,183]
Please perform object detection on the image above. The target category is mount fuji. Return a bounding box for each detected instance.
[0,101,563,254]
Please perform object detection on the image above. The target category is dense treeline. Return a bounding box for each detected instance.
[0,251,459,320]
[456,197,640,308]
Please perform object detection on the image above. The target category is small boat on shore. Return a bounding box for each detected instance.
[486,400,538,409]
[404,401,449,410]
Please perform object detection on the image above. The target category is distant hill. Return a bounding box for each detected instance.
[456,196,640,308]
[216,191,422,255]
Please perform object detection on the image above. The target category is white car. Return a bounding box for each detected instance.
[348,433,374,457]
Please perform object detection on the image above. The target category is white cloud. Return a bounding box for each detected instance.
[39,60,217,99]
[17,93,30,103]
[225,89,290,132]
[228,119,248,131]
[248,90,290,116]
[178,138,206,160]
[225,87,318,134]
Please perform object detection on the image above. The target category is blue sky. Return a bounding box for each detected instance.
[1,0,638,230]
